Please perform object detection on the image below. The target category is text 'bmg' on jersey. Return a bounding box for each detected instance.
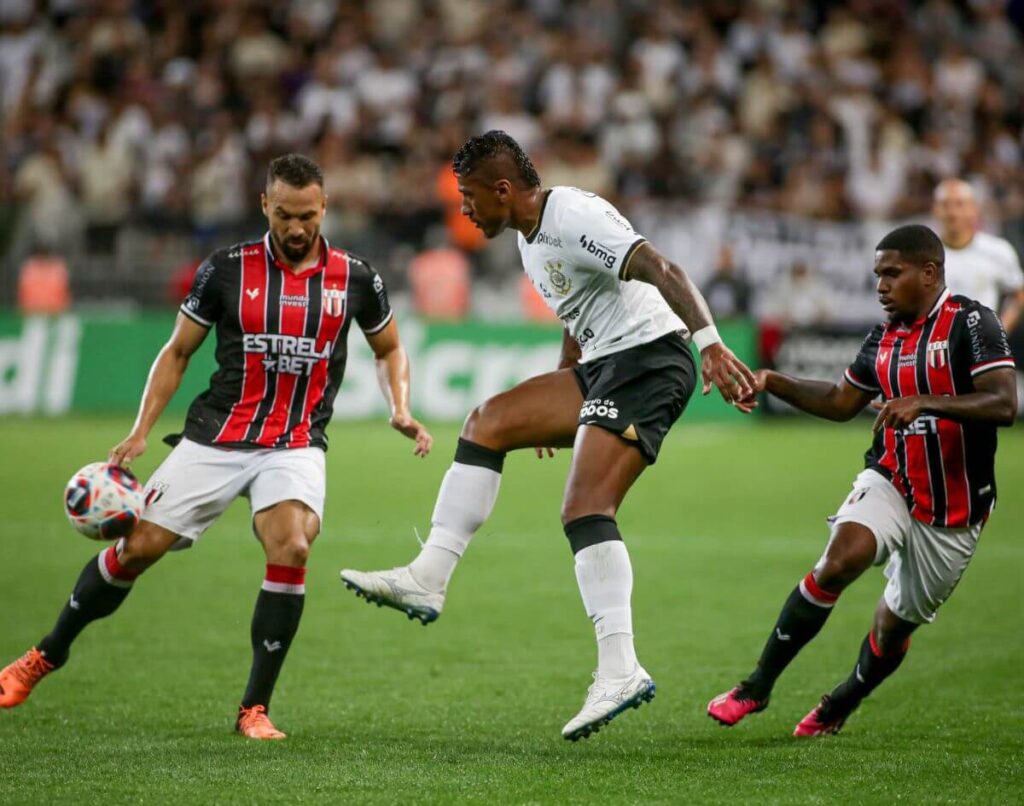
[844,289,1015,527]
[179,234,392,450]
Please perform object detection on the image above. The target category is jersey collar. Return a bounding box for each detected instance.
[523,189,552,244]
[263,232,330,278]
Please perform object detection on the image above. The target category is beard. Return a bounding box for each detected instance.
[275,228,318,263]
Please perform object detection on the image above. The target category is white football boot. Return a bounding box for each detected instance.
[561,665,656,741]
[339,566,444,625]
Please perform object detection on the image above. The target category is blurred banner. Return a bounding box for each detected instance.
[0,314,756,422]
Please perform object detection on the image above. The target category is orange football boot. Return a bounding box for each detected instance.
[0,648,56,708]
[236,704,286,740]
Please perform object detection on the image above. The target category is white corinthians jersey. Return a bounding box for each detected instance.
[517,186,686,362]
[943,231,1023,312]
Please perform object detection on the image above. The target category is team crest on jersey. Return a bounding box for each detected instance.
[543,259,572,296]
[323,286,346,318]
[927,339,948,369]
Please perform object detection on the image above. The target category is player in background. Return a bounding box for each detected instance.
[0,155,432,740]
[933,178,1024,334]
[341,131,756,741]
[708,225,1016,736]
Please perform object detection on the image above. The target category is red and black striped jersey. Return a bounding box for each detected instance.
[844,289,1015,528]
[178,234,393,451]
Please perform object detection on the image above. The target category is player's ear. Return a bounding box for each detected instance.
[922,261,939,287]
[494,178,513,202]
[261,193,269,217]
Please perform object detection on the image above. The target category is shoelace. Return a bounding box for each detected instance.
[12,652,52,687]
[239,704,274,728]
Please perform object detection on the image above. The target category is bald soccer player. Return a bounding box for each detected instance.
[933,178,1024,334]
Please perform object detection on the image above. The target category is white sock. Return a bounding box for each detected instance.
[574,540,638,678]
[407,461,502,592]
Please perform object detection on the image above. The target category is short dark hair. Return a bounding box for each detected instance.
[876,224,944,268]
[452,130,541,188]
[267,153,323,189]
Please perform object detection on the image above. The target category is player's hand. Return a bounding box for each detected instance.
[871,397,926,434]
[534,447,557,459]
[390,412,433,457]
[109,432,147,466]
[732,369,769,413]
[700,342,757,406]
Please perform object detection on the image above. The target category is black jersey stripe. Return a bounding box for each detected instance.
[277,271,323,447]
[888,335,914,510]
[916,316,947,525]
[245,258,283,444]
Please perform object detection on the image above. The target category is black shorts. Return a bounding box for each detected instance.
[572,331,696,464]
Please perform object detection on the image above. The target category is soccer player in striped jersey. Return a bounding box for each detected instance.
[708,224,1017,736]
[0,154,432,739]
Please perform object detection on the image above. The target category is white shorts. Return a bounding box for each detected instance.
[141,438,326,548]
[820,469,982,624]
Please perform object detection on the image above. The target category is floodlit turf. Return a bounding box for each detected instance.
[1,416,1021,804]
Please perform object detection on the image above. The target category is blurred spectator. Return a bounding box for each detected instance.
[703,245,751,321]
[0,0,1020,316]
[759,261,835,328]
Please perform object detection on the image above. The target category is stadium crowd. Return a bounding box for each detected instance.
[1,0,1023,307]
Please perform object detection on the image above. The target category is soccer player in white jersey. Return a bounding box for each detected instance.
[933,178,1024,334]
[340,131,756,741]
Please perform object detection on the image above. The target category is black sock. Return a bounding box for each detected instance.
[37,544,139,666]
[241,565,306,710]
[827,632,909,714]
[742,573,838,700]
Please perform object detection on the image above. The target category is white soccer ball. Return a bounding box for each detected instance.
[64,462,145,541]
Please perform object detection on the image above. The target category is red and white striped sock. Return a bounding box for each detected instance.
[262,564,306,595]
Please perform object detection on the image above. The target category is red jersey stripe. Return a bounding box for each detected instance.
[897,326,932,520]
[216,246,269,443]
[290,252,350,448]
[255,271,311,446]
[874,329,904,493]
[927,304,971,525]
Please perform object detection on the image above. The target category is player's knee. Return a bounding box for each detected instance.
[461,401,505,449]
[118,527,170,572]
[272,534,311,567]
[813,558,860,593]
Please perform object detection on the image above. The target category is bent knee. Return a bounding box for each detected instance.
[118,526,173,571]
[461,402,503,448]
[269,534,312,567]
[813,558,864,593]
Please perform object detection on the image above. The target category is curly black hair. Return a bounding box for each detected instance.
[267,153,324,189]
[876,224,944,269]
[452,130,541,188]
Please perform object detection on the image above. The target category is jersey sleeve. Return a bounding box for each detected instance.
[955,302,1015,378]
[844,324,884,392]
[179,255,222,328]
[350,256,394,335]
[556,189,648,280]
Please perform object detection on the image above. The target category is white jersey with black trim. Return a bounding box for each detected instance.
[943,231,1023,312]
[516,186,686,362]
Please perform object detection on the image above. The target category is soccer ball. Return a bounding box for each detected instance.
[64,462,145,541]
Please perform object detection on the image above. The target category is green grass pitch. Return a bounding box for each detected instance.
[0,416,1021,804]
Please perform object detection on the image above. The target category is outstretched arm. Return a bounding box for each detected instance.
[366,319,432,457]
[746,370,876,422]
[109,314,210,465]
[871,368,1017,432]
[626,242,757,404]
